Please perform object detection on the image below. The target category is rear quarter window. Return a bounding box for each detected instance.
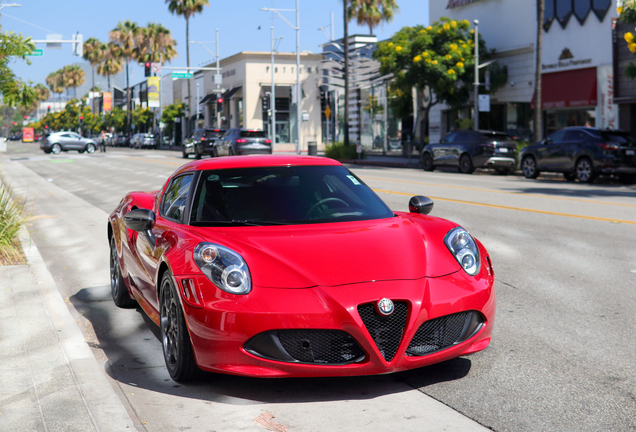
[240,131,267,138]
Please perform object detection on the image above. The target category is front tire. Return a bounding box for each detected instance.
[182,148,189,159]
[421,152,434,171]
[110,237,137,308]
[160,272,201,382]
[575,157,595,183]
[51,143,62,154]
[194,145,202,159]
[521,156,539,179]
[458,154,474,174]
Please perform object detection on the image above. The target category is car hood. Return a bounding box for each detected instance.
[187,214,460,288]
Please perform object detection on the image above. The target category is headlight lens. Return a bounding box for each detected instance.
[444,227,481,276]
[193,243,251,294]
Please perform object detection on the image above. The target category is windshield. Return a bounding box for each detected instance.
[191,165,394,225]
[601,132,635,146]
[204,130,224,138]
[239,131,267,138]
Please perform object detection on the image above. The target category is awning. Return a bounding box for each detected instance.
[223,86,241,99]
[532,67,597,110]
[199,93,218,105]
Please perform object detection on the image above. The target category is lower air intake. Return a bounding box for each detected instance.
[406,311,484,357]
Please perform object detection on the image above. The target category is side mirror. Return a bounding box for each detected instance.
[409,196,434,215]
[124,208,156,231]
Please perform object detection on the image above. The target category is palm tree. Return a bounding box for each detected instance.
[349,0,399,35]
[61,65,85,98]
[165,0,209,131]
[45,70,65,102]
[96,42,124,94]
[83,37,105,112]
[136,23,178,64]
[110,20,141,132]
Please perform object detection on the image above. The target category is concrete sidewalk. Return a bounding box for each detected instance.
[0,228,136,432]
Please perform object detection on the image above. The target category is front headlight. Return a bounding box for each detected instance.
[193,243,252,294]
[444,227,481,276]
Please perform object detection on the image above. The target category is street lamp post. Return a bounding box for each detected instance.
[260,2,302,154]
[473,19,479,131]
[271,26,277,151]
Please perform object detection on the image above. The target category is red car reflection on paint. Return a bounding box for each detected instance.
[108,155,495,382]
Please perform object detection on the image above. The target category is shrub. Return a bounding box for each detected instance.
[324,141,363,161]
[0,180,27,265]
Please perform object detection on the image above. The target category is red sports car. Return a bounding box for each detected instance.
[108,155,495,382]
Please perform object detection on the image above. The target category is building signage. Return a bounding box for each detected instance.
[147,77,160,108]
[542,48,592,71]
[447,0,483,9]
[103,92,112,112]
[598,64,618,129]
[22,127,34,143]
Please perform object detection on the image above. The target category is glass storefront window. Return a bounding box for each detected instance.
[545,108,595,135]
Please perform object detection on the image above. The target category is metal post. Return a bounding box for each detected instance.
[295,0,301,155]
[216,29,221,129]
[331,11,334,41]
[473,19,479,131]
[196,82,200,127]
[271,26,276,152]
[384,83,388,156]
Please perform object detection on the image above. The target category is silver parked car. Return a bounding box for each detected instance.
[40,131,98,154]
[215,129,272,156]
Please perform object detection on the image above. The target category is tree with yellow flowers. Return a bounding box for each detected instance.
[373,17,506,145]
[618,1,636,78]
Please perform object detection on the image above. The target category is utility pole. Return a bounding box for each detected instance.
[271,26,277,151]
[535,0,544,142]
[473,19,479,131]
[344,1,350,146]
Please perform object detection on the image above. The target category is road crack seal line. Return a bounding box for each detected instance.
[254,412,288,432]
[373,188,636,225]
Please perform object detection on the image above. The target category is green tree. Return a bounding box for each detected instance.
[45,69,65,101]
[110,20,141,130]
[374,17,506,143]
[104,108,127,132]
[132,106,153,132]
[136,23,177,64]
[0,31,38,107]
[166,0,209,123]
[349,0,399,35]
[61,65,85,98]
[161,102,184,137]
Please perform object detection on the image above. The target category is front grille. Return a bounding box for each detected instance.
[357,301,408,362]
[278,330,365,364]
[406,311,484,357]
[244,330,365,365]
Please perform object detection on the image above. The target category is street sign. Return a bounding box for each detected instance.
[214,74,222,85]
[171,72,193,79]
[324,106,331,118]
[151,62,162,74]
[27,49,43,56]
[211,88,227,94]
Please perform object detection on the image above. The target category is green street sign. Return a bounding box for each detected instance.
[171,72,193,79]
[27,49,43,57]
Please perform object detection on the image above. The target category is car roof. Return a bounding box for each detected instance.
[172,155,342,177]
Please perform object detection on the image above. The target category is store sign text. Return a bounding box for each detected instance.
[542,58,592,71]
[447,0,483,9]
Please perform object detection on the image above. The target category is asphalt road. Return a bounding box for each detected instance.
[2,141,635,431]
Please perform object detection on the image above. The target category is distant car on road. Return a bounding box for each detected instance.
[519,127,636,183]
[40,131,97,154]
[182,128,225,159]
[215,129,272,156]
[420,130,518,175]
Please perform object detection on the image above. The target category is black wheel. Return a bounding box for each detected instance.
[521,156,539,179]
[228,146,235,156]
[110,237,137,308]
[182,149,189,159]
[575,157,595,183]
[160,272,201,382]
[212,147,219,158]
[563,172,576,182]
[421,152,434,172]
[458,154,474,174]
[86,143,96,154]
[51,143,62,154]
[194,145,202,159]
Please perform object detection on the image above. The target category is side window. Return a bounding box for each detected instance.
[565,131,586,141]
[442,132,458,143]
[548,130,567,143]
[161,174,194,221]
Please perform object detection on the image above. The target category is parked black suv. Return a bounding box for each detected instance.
[420,129,518,175]
[519,127,636,183]
[182,128,225,159]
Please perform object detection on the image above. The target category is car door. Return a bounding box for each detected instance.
[218,129,235,155]
[433,131,459,166]
[133,173,195,311]
[561,130,588,170]
[56,133,74,150]
[536,130,567,170]
[68,132,84,150]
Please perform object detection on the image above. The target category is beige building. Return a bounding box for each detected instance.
[188,51,324,153]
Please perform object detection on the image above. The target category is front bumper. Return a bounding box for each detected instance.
[177,268,495,377]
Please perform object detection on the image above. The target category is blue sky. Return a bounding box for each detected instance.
[1,0,430,88]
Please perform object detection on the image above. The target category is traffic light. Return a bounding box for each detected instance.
[217,97,224,113]
[320,90,326,111]
[144,62,151,77]
[262,94,270,111]
[79,116,83,123]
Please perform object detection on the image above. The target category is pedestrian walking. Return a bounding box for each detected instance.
[99,130,107,152]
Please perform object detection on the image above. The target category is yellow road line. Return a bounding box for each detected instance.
[373,188,636,225]
[362,176,636,209]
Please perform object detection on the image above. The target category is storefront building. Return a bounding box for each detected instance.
[429,0,618,143]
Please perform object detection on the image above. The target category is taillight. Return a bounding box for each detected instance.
[235,139,247,143]
[201,137,205,141]
[265,139,271,144]
[598,142,620,150]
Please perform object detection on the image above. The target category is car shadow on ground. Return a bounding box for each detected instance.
[71,285,473,405]
[505,183,636,199]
